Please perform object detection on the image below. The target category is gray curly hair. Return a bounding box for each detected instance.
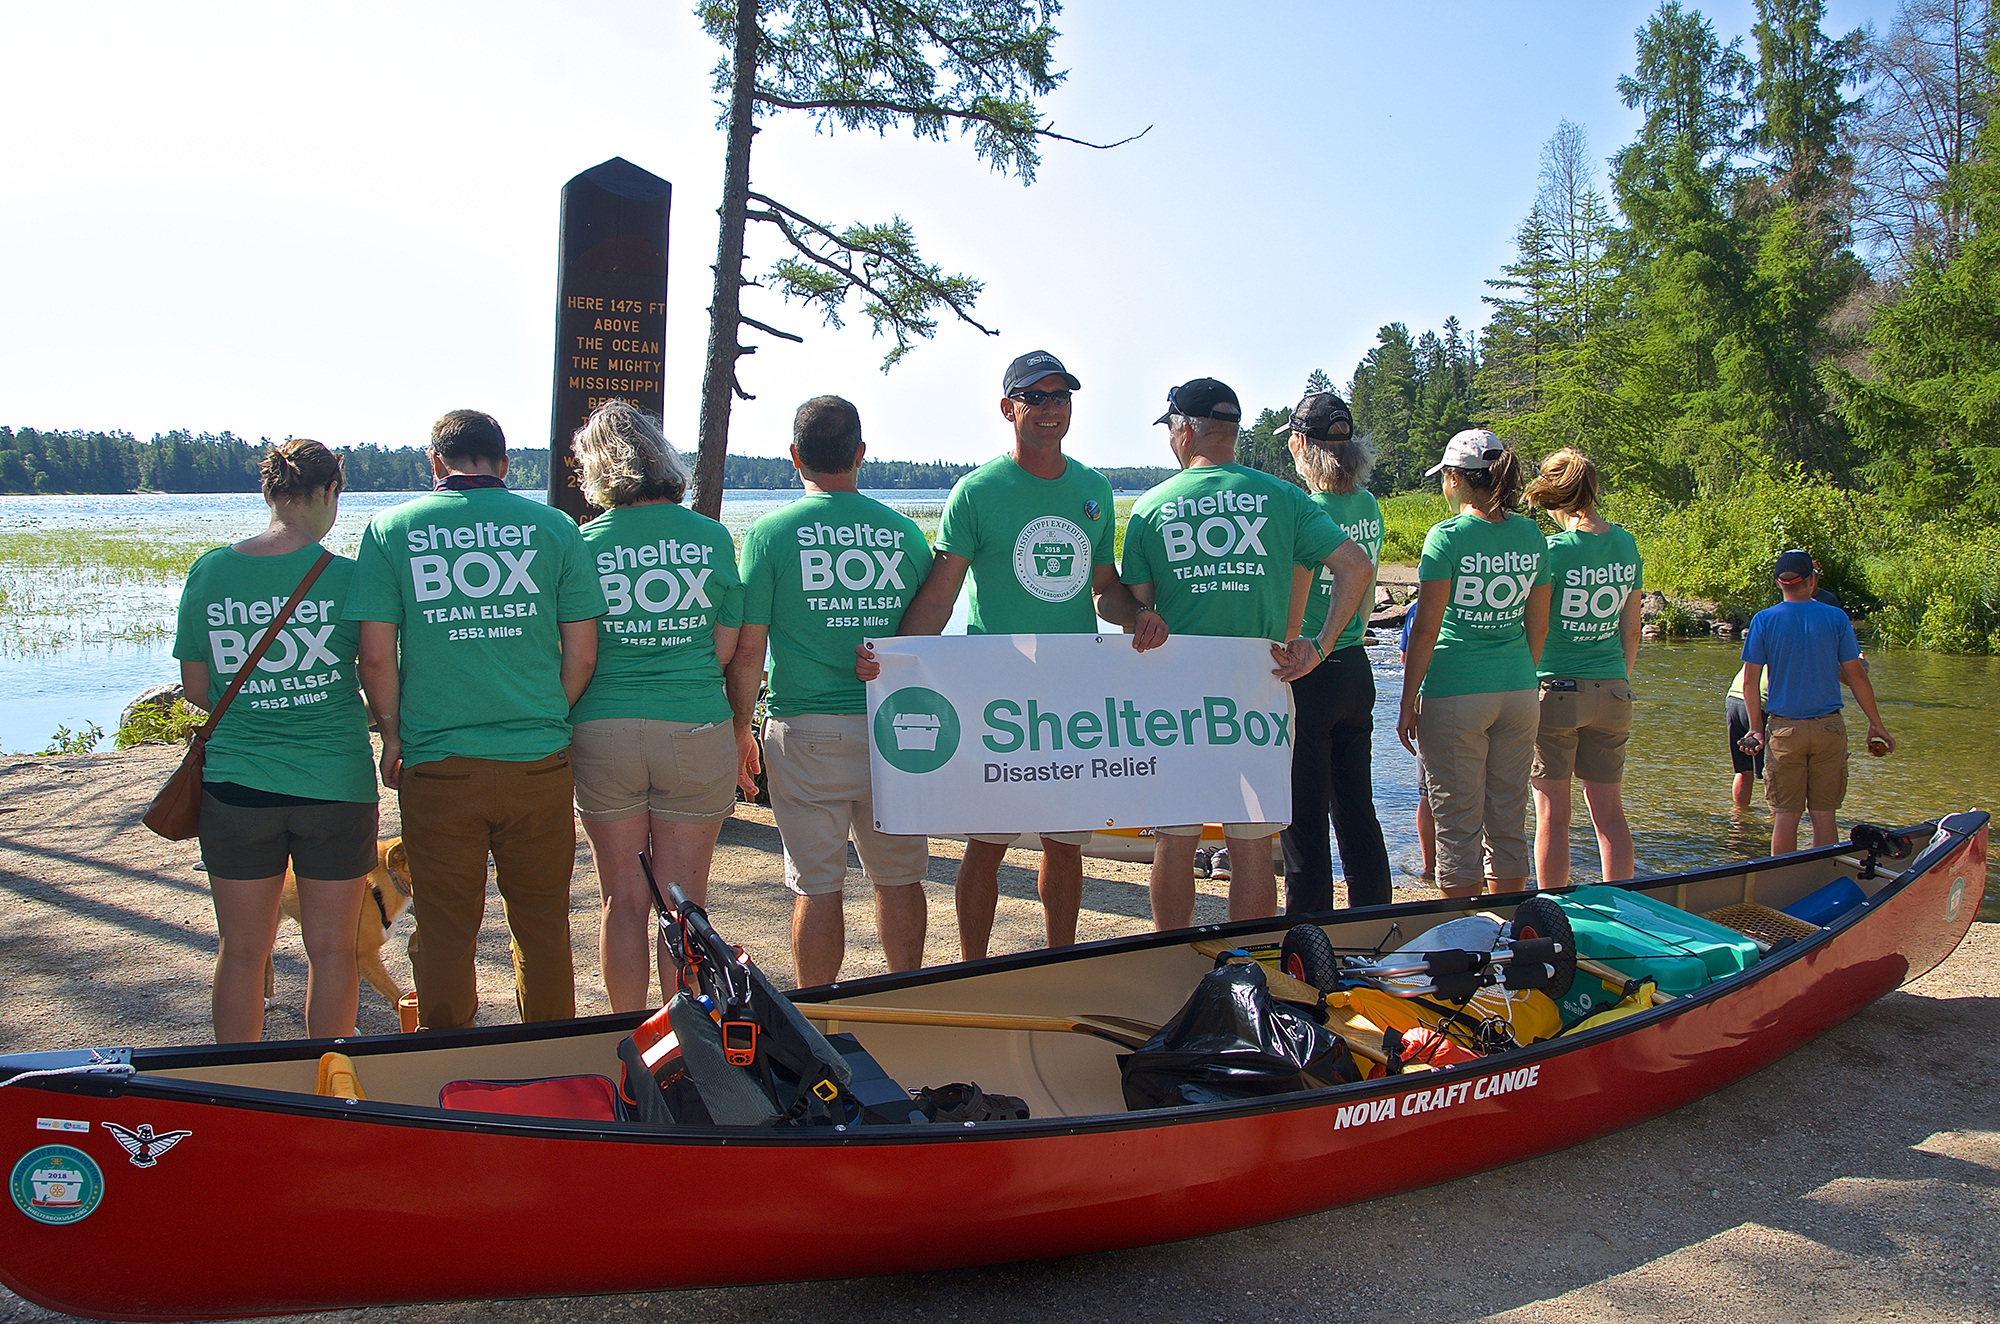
[571,400,688,507]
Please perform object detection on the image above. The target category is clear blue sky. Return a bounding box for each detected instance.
[0,0,1896,473]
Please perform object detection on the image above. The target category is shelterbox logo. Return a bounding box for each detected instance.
[873,687,961,774]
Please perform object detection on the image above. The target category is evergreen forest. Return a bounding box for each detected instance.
[1230,0,2000,652]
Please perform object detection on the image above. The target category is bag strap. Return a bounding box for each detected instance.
[192,550,336,745]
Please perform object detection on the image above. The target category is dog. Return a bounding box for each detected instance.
[263,838,413,1010]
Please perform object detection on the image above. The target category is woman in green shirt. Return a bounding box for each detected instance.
[1524,448,1642,889]
[1396,430,1550,898]
[172,440,376,1041]
[568,402,744,1012]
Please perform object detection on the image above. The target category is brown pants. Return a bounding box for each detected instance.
[398,750,577,1031]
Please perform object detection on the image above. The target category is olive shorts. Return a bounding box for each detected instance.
[1531,678,1635,783]
[197,793,378,881]
[570,717,737,823]
[1765,712,1848,814]
[763,714,929,896]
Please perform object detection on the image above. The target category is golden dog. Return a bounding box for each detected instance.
[263,839,413,1009]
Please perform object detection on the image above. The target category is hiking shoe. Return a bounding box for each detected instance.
[1191,847,1213,878]
[1210,847,1232,880]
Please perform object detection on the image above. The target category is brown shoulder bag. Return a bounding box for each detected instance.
[143,551,336,841]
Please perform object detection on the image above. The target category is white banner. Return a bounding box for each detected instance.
[863,634,1294,836]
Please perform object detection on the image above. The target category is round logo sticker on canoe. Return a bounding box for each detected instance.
[1946,876,1966,923]
[874,687,961,775]
[1011,516,1091,604]
[10,1144,104,1226]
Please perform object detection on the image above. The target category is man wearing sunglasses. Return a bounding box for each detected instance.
[858,350,1166,961]
[1119,378,1373,929]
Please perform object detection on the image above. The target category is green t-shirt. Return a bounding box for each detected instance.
[1121,464,1347,642]
[172,544,376,803]
[1539,525,1643,680]
[740,490,933,718]
[343,487,607,766]
[1727,666,1769,703]
[571,502,743,726]
[934,454,1115,634]
[1414,511,1552,697]
[1299,489,1384,652]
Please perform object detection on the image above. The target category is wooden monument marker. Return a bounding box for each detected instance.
[546,157,671,522]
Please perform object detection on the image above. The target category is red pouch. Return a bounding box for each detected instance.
[1399,1026,1481,1069]
[439,1076,619,1121]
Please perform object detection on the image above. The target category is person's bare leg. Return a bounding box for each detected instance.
[580,814,654,1013]
[1038,840,1083,947]
[651,817,725,1003]
[1149,834,1201,931]
[1417,796,1437,878]
[1581,780,1634,882]
[792,892,845,987]
[955,839,1008,961]
[1732,772,1754,810]
[294,876,366,1038]
[1532,778,1573,890]
[1771,810,1803,856]
[1807,808,1839,849]
[1226,835,1278,921]
[210,875,285,1043]
[874,883,926,972]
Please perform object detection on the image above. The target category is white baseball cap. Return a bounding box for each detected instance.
[1425,428,1505,478]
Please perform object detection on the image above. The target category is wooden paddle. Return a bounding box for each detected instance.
[798,1004,1157,1049]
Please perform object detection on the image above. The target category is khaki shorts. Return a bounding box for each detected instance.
[764,714,928,896]
[570,718,737,823]
[1415,688,1539,887]
[1765,712,1848,813]
[1155,822,1285,840]
[965,831,1094,847]
[1532,678,1635,783]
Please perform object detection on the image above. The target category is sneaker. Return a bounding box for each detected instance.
[1210,847,1232,880]
[1191,847,1213,879]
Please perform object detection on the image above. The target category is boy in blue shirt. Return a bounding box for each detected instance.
[1740,551,1894,856]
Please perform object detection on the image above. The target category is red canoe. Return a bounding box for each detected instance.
[0,812,1985,1321]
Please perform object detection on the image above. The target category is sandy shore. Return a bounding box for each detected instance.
[1,746,1994,1324]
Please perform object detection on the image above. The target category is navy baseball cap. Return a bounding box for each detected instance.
[1002,350,1080,394]
[1285,391,1354,442]
[1155,378,1242,426]
[1774,549,1817,583]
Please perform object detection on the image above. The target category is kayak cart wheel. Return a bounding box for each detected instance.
[1507,895,1576,998]
[1280,924,1341,992]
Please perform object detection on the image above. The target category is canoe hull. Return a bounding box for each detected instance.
[0,817,1984,1321]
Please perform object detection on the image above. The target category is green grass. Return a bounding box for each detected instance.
[0,529,207,653]
[115,699,204,749]
[1378,492,1450,564]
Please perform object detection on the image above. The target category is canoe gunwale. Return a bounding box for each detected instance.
[3,813,1980,1148]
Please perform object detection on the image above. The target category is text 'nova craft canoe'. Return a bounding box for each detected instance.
[0,812,1986,1321]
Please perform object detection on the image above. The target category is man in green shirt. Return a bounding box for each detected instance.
[861,350,1166,961]
[1119,378,1373,929]
[728,396,935,986]
[347,410,606,1031]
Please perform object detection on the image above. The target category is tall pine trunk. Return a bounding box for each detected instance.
[690,0,761,519]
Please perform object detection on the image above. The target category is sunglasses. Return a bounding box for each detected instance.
[1008,389,1072,407]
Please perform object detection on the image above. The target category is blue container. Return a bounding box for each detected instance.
[1782,876,1866,927]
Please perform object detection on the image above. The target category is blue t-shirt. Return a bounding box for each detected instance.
[1741,599,1860,719]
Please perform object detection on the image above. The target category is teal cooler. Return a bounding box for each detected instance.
[1551,885,1762,1023]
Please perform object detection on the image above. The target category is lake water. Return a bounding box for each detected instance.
[3,492,1994,901]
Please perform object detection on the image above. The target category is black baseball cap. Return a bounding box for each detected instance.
[1285,391,1353,442]
[1774,549,1817,583]
[1002,350,1081,395]
[1155,378,1242,426]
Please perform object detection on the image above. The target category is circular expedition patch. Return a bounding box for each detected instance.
[11,1144,103,1226]
[1011,516,1092,604]
[873,687,961,775]
[1946,875,1966,923]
